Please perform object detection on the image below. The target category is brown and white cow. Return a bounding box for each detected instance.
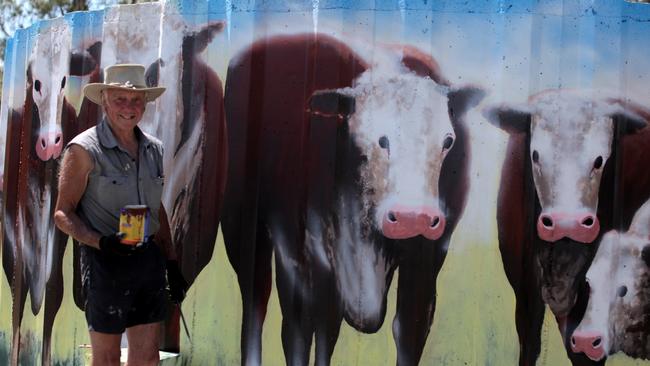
[483,89,650,365]
[222,33,484,365]
[2,18,102,366]
[571,199,650,362]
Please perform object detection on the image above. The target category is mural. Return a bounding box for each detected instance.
[221,32,485,366]
[482,89,650,365]
[1,0,650,365]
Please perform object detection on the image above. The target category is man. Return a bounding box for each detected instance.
[54,64,188,366]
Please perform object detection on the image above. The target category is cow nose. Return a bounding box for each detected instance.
[35,131,63,161]
[382,205,446,240]
[571,331,606,361]
[536,212,600,243]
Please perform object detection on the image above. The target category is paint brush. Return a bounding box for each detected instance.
[178,305,192,343]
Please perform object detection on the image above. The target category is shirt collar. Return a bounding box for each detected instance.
[97,118,153,150]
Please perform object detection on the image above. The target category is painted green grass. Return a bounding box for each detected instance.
[1,217,648,366]
[177,224,650,366]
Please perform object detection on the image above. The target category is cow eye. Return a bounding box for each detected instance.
[61,76,66,90]
[34,80,41,93]
[442,135,454,150]
[617,285,627,297]
[378,136,389,150]
[593,156,603,170]
[532,150,539,163]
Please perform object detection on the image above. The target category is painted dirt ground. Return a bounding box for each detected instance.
[1,1,650,365]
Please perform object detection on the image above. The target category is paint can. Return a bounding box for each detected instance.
[119,205,150,245]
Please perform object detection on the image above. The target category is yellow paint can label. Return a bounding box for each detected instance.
[119,205,150,245]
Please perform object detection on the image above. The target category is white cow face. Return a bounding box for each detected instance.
[309,70,484,241]
[571,228,650,361]
[529,94,613,243]
[28,21,72,161]
[484,90,648,243]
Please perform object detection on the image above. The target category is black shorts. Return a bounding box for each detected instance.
[82,242,168,334]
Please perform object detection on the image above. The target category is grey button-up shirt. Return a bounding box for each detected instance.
[67,119,165,240]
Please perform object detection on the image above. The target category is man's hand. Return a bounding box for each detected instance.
[99,232,142,256]
[166,260,189,304]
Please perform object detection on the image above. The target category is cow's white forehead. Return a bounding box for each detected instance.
[349,71,451,144]
[30,21,72,72]
[587,231,618,282]
[530,108,612,160]
[590,199,650,297]
[531,94,614,135]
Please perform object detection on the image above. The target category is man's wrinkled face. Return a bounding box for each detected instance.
[102,89,147,128]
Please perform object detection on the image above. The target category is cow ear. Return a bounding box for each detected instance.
[184,21,225,54]
[447,85,486,119]
[482,103,532,134]
[86,41,102,61]
[307,90,356,119]
[605,99,649,134]
[26,63,33,86]
[642,245,650,268]
[69,50,98,77]
[145,59,162,87]
[399,45,450,86]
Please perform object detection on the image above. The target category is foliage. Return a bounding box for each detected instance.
[0,0,89,102]
[0,0,88,39]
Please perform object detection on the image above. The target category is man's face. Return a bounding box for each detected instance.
[102,89,147,128]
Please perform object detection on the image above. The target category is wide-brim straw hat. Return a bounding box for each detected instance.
[83,64,166,105]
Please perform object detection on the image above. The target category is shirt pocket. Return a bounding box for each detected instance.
[145,146,164,178]
[100,175,127,186]
[93,174,137,216]
[143,173,164,233]
[149,175,164,207]
[147,175,164,202]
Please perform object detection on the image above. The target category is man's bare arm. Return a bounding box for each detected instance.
[157,205,177,261]
[54,145,102,249]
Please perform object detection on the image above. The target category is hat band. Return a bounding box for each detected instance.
[107,81,146,89]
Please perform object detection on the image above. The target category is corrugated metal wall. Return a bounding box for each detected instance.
[1,1,650,365]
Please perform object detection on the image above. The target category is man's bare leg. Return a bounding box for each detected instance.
[125,322,161,366]
[90,331,121,366]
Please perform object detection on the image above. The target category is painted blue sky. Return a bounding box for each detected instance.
[2,0,650,247]
[3,0,650,106]
[192,0,650,104]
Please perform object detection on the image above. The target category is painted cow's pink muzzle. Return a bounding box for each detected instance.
[537,212,600,243]
[35,130,63,161]
[382,205,446,240]
[571,330,606,361]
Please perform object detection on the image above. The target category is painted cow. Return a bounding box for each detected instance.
[152,20,227,293]
[81,4,228,350]
[483,89,650,365]
[2,20,102,365]
[154,19,228,351]
[222,33,484,365]
[571,199,650,361]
